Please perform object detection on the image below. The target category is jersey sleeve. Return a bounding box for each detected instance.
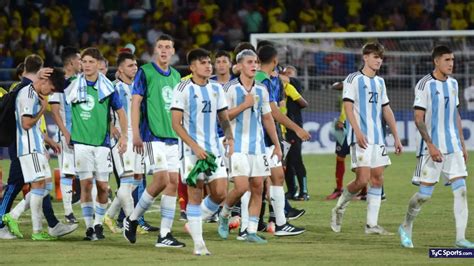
[170,83,187,111]
[381,79,389,106]
[454,80,460,107]
[17,88,36,117]
[261,79,276,103]
[342,78,356,102]
[216,85,228,112]
[338,100,346,122]
[413,81,429,110]
[261,88,272,115]
[132,69,147,96]
[109,90,123,111]
[284,83,302,101]
[48,92,61,104]
[224,85,235,109]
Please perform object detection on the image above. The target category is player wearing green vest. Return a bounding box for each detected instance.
[123,34,185,248]
[69,47,128,241]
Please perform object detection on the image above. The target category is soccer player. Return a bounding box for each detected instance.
[104,52,140,233]
[331,42,402,235]
[67,47,128,241]
[14,67,68,239]
[255,45,309,236]
[399,45,474,248]
[212,50,234,85]
[218,49,282,243]
[49,47,81,223]
[122,34,185,248]
[99,58,108,76]
[171,48,234,255]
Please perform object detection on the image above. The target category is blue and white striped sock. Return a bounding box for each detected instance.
[366,187,382,227]
[160,195,177,237]
[186,204,203,245]
[81,202,94,228]
[130,190,155,221]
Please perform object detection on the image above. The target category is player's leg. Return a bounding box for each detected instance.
[292,140,309,201]
[246,176,267,243]
[187,180,210,255]
[178,177,188,221]
[365,167,392,235]
[59,139,77,223]
[327,139,349,200]
[218,175,248,239]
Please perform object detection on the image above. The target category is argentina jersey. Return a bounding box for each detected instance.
[413,74,462,156]
[171,79,228,156]
[224,78,271,155]
[114,80,133,131]
[49,92,73,134]
[15,85,45,156]
[342,71,389,145]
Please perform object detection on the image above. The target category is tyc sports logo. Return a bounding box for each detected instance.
[429,248,474,258]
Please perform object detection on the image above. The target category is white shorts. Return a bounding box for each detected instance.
[218,136,229,169]
[181,154,227,184]
[350,144,391,169]
[74,144,113,182]
[229,153,270,178]
[58,136,75,176]
[265,145,283,168]
[19,153,52,183]
[143,141,179,174]
[412,151,468,185]
[111,140,144,177]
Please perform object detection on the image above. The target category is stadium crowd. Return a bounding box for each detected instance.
[1,0,474,78]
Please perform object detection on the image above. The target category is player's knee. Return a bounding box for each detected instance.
[450,178,466,192]
[417,184,434,202]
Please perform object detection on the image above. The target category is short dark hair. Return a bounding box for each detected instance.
[61,46,80,65]
[432,45,452,60]
[257,45,278,65]
[256,40,274,51]
[215,50,231,61]
[234,42,256,55]
[15,62,24,79]
[362,42,384,58]
[24,54,43,74]
[156,34,174,45]
[187,48,210,65]
[116,52,136,67]
[81,47,103,61]
[48,68,66,92]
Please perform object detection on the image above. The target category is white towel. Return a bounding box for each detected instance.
[65,73,115,104]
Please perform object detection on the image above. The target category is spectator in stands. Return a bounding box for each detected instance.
[436,10,451,30]
[244,3,263,35]
[147,21,164,46]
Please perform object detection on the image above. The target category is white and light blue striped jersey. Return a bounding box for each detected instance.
[224,78,271,155]
[15,84,45,156]
[342,71,389,145]
[113,80,133,131]
[413,73,462,156]
[49,92,73,133]
[171,79,228,156]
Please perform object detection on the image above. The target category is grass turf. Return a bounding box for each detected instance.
[0,153,473,265]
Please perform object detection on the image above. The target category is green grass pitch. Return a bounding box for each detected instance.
[0,152,473,265]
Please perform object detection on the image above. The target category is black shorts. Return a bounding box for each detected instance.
[335,137,350,157]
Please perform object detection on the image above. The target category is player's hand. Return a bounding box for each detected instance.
[51,142,61,154]
[223,138,234,158]
[192,145,208,160]
[133,135,144,155]
[63,130,73,148]
[111,126,121,140]
[243,94,255,109]
[428,143,442,162]
[272,145,283,163]
[462,147,468,163]
[335,121,344,130]
[37,67,53,80]
[118,135,127,155]
[355,132,368,149]
[296,127,311,141]
[394,138,403,155]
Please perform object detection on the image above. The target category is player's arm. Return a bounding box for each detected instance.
[171,110,207,160]
[414,108,442,162]
[217,110,234,157]
[131,94,143,153]
[22,95,47,130]
[456,109,468,162]
[110,91,127,154]
[269,102,310,141]
[49,103,71,143]
[285,83,308,108]
[343,100,367,149]
[262,113,282,161]
[382,104,402,154]
[43,132,60,154]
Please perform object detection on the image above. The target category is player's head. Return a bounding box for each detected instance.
[116,52,138,81]
[256,40,274,51]
[37,68,65,96]
[283,65,297,77]
[24,54,43,75]
[257,45,278,68]
[99,58,108,75]
[362,42,384,71]
[15,62,24,80]
[236,49,258,79]
[155,34,175,66]
[187,48,212,79]
[214,50,231,76]
[80,47,102,78]
[432,45,454,76]
[61,46,81,74]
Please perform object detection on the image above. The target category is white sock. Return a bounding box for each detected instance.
[186,204,203,245]
[60,176,74,215]
[30,189,45,233]
[366,187,382,227]
[10,193,31,219]
[94,202,108,226]
[248,216,259,234]
[270,186,286,226]
[106,195,121,219]
[240,191,250,232]
[200,196,219,221]
[403,185,433,238]
[452,179,468,241]
[117,177,134,217]
[130,190,155,221]
[160,195,177,238]
[220,203,232,218]
[335,189,357,210]
[81,202,94,228]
